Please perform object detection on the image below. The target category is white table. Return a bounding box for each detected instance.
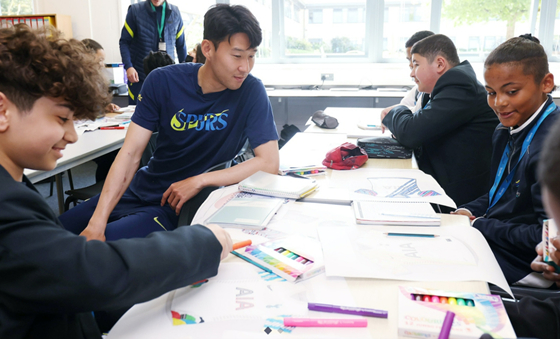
[106,119,493,338]
[24,129,127,214]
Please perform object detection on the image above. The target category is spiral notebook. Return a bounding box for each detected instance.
[238,171,318,199]
[352,200,440,226]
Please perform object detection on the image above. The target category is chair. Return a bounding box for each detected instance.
[63,132,158,211]
[177,139,254,226]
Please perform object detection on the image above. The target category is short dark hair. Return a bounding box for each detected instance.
[405,30,434,48]
[411,34,460,67]
[203,4,262,50]
[539,117,560,201]
[485,34,549,85]
[143,51,175,76]
[81,38,103,53]
[0,25,110,120]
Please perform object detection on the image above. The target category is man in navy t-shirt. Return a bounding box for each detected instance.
[60,4,279,241]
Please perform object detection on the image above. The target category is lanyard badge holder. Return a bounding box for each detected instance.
[486,102,557,214]
[151,1,167,51]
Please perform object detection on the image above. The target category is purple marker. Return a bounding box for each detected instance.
[308,302,388,319]
[438,311,455,339]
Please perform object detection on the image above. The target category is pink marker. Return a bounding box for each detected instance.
[284,318,367,327]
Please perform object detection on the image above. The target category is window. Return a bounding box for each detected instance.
[151,0,559,64]
[333,8,343,23]
[383,0,431,59]
[1,0,33,15]
[441,0,535,59]
[309,9,323,24]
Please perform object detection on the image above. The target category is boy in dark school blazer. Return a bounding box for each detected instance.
[0,24,232,339]
[381,34,499,208]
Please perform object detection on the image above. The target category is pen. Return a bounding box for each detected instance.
[367,124,379,128]
[385,233,439,238]
[308,302,388,318]
[438,311,455,339]
[232,240,252,251]
[231,250,273,273]
[99,126,125,130]
[284,318,367,328]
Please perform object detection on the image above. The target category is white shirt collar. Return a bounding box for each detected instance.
[510,100,547,135]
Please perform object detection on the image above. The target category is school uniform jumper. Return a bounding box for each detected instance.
[0,165,222,339]
[460,97,559,284]
[119,0,187,104]
[382,60,499,207]
[59,62,279,240]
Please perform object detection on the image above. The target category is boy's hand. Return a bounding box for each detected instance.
[450,209,476,221]
[531,239,560,287]
[204,224,233,260]
[79,222,107,242]
[380,107,391,134]
[161,176,204,215]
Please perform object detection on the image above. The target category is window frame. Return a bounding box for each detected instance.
[130,0,558,64]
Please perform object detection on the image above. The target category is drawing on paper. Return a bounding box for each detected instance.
[354,177,441,198]
[171,311,204,325]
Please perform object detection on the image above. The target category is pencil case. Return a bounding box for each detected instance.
[357,136,412,159]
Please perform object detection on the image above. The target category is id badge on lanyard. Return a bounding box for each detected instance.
[159,39,166,52]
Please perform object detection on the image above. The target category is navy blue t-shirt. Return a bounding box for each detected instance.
[129,63,278,203]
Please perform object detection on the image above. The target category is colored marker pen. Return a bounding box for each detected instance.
[431,296,440,303]
[439,297,448,304]
[308,302,388,319]
[447,297,457,305]
[438,311,455,339]
[385,233,439,238]
[422,295,431,302]
[284,318,368,328]
[457,298,466,306]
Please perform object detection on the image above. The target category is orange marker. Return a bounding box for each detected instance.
[233,240,252,251]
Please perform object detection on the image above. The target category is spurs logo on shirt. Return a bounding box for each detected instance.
[170,109,229,131]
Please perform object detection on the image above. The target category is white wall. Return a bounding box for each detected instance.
[34,0,125,63]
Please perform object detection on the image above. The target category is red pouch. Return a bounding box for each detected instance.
[322,142,368,170]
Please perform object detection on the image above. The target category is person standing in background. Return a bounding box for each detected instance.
[119,0,187,105]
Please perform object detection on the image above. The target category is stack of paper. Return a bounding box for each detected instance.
[352,200,440,226]
[239,171,318,199]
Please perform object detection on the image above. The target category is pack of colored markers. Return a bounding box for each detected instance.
[234,235,324,283]
[398,286,516,339]
[278,165,327,177]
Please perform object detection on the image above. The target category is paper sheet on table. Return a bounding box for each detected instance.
[317,224,512,296]
[107,263,371,339]
[279,132,347,171]
[328,168,457,208]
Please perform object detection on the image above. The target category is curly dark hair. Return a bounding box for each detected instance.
[0,24,110,120]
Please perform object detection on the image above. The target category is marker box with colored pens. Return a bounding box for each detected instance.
[543,219,560,272]
[398,286,516,339]
[234,235,324,283]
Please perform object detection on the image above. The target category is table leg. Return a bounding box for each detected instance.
[55,173,64,215]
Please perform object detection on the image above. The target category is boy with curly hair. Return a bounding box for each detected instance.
[0,25,231,339]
